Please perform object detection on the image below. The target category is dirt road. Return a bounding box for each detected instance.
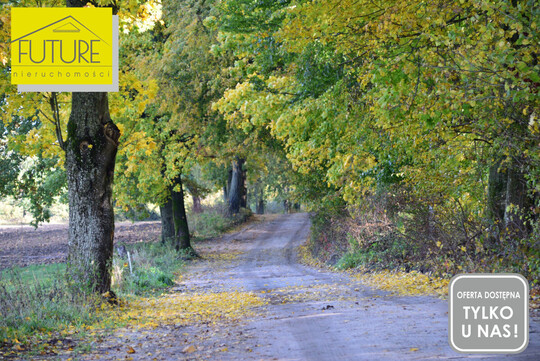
[46,214,540,360]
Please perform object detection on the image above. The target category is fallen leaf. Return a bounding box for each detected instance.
[410,347,419,352]
[182,345,196,353]
[127,346,136,354]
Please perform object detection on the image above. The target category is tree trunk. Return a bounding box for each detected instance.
[226,168,232,200]
[256,199,265,214]
[171,177,191,251]
[160,197,175,244]
[65,92,120,293]
[192,195,203,213]
[256,186,264,214]
[227,158,245,215]
[240,161,247,208]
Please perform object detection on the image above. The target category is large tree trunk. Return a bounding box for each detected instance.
[171,177,191,251]
[160,197,175,244]
[65,92,120,293]
[227,158,245,215]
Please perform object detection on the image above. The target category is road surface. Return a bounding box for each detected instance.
[78,213,540,360]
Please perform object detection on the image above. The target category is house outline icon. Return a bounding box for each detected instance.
[11,15,110,46]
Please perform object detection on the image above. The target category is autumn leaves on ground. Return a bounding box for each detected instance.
[1,0,539,360]
[2,214,539,360]
[0,215,476,360]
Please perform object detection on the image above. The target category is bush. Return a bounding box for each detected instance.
[308,190,539,284]
[188,204,252,239]
[111,240,184,296]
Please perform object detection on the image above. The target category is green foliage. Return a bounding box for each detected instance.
[189,206,232,239]
[214,0,539,282]
[112,241,184,296]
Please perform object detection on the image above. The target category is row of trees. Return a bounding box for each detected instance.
[212,0,539,274]
[1,0,297,292]
[1,0,538,291]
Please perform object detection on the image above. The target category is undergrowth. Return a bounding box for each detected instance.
[0,207,253,356]
[305,197,540,295]
[0,241,184,356]
[189,205,252,240]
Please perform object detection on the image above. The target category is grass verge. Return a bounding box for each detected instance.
[0,240,183,358]
[0,207,252,357]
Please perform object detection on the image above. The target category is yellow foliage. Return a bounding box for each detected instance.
[354,270,449,298]
[107,290,267,330]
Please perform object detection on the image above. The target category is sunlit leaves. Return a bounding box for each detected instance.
[215,0,540,221]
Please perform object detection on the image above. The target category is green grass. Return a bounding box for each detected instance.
[0,265,101,344]
[0,241,184,346]
[0,206,252,353]
[0,263,66,291]
[112,241,184,296]
[188,205,252,240]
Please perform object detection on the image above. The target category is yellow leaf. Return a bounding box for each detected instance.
[182,345,196,353]
[410,347,419,352]
[127,346,136,354]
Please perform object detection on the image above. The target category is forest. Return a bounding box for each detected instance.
[0,0,539,359]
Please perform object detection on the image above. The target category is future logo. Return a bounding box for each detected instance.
[11,8,118,92]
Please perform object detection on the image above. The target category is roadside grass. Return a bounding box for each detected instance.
[0,263,66,291]
[111,241,184,296]
[0,207,252,356]
[189,204,252,240]
[0,241,184,357]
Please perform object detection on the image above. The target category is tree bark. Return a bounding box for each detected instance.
[227,157,245,215]
[171,177,191,251]
[256,186,264,214]
[256,198,265,214]
[223,184,228,202]
[65,92,120,293]
[226,168,232,200]
[185,181,203,213]
[192,195,203,213]
[240,161,247,208]
[160,197,175,244]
